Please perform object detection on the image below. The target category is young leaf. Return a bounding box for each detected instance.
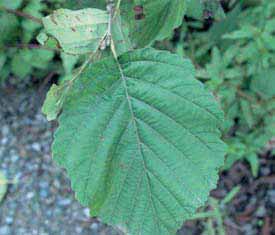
[240,99,254,128]
[120,0,186,47]
[42,83,69,121]
[53,48,226,235]
[42,8,109,54]
[246,153,259,178]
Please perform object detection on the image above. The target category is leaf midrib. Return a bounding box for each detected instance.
[114,57,162,234]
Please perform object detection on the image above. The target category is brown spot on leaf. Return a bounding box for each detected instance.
[134,5,143,14]
[119,163,127,169]
[134,5,145,20]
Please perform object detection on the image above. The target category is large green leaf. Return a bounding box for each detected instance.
[120,0,186,47]
[53,48,225,235]
[42,8,108,54]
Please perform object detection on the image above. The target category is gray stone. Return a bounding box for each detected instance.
[0,226,9,235]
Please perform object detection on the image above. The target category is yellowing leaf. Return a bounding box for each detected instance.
[42,8,109,54]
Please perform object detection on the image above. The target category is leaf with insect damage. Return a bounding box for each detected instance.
[42,8,109,55]
[120,0,186,47]
[53,48,226,235]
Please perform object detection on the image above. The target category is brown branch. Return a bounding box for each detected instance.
[250,175,275,192]
[2,7,42,24]
[262,216,271,235]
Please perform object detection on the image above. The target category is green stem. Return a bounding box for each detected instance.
[114,0,122,17]
[189,211,217,220]
[69,51,100,85]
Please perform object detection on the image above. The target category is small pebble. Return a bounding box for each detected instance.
[76,227,82,233]
[1,138,8,145]
[2,126,9,136]
[58,199,71,206]
[255,206,266,217]
[31,143,41,152]
[5,217,13,225]
[83,208,90,217]
[40,189,48,198]
[26,192,35,199]
[267,190,275,205]
[91,223,99,230]
[0,226,9,235]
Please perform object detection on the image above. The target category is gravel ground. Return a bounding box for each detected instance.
[0,82,119,235]
[0,81,274,235]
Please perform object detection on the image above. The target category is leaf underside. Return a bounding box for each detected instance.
[53,48,226,235]
[42,8,108,55]
[41,1,186,55]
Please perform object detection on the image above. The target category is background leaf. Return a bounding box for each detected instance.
[0,0,22,9]
[120,0,186,47]
[251,69,275,100]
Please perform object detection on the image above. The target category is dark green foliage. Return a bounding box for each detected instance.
[0,0,84,81]
[182,0,275,176]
